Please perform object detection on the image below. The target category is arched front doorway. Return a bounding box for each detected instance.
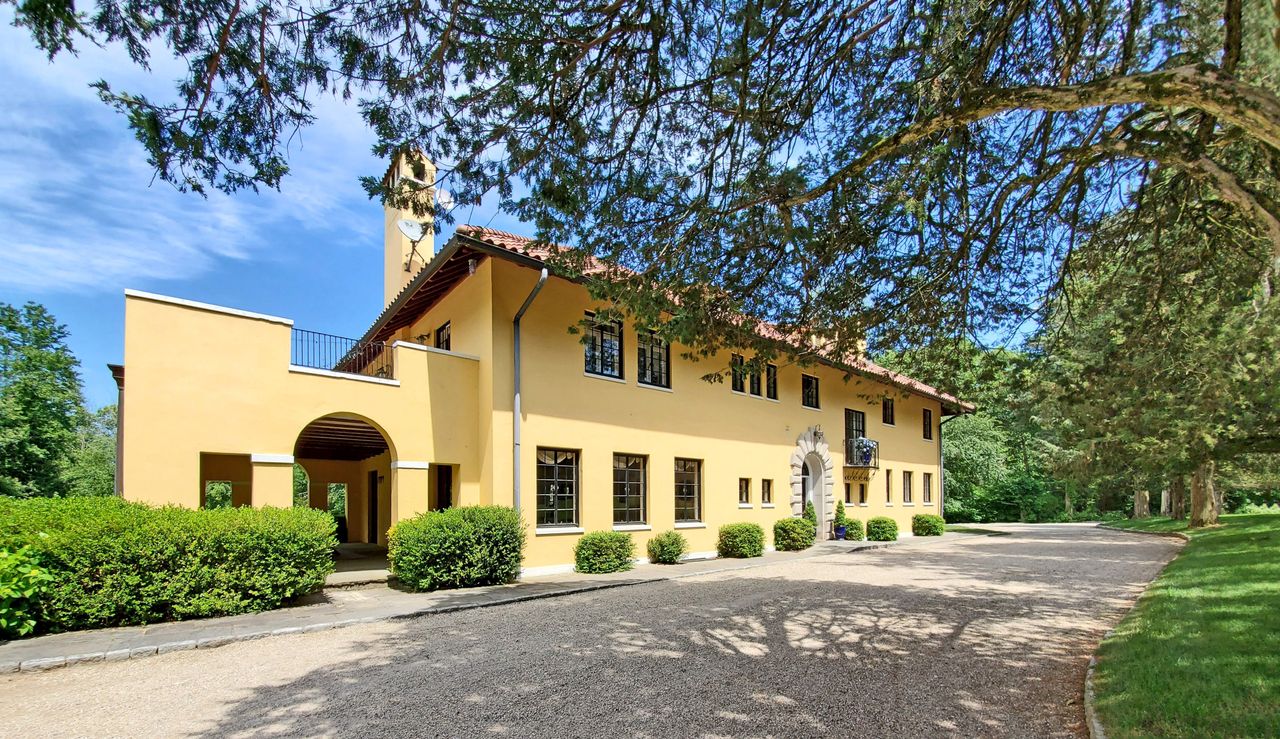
[293,414,393,545]
[801,453,827,535]
[791,427,834,539]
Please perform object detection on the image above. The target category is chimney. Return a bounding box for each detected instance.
[383,152,436,305]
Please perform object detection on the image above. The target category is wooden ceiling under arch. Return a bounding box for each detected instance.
[293,416,389,461]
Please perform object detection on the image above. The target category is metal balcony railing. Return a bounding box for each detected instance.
[845,437,879,468]
[291,328,394,380]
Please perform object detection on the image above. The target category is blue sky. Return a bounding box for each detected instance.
[0,11,525,409]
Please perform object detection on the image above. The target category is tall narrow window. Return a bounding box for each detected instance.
[903,471,913,504]
[882,398,896,425]
[802,374,820,409]
[858,483,867,505]
[731,353,746,393]
[923,473,933,504]
[637,329,671,388]
[674,458,702,522]
[613,454,647,524]
[762,479,773,504]
[885,469,893,503]
[435,321,451,351]
[738,478,751,505]
[844,483,852,504]
[845,409,866,440]
[765,364,778,400]
[749,366,762,396]
[536,448,579,526]
[584,312,623,379]
[923,408,934,440]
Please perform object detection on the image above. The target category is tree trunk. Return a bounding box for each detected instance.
[1133,489,1150,519]
[1190,460,1219,528]
[1160,487,1172,516]
[1171,475,1187,520]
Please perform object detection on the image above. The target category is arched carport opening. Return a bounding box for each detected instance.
[294,414,393,547]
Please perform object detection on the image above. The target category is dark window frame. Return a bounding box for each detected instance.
[762,478,773,504]
[738,477,751,504]
[885,469,893,503]
[749,367,762,397]
[923,472,933,504]
[674,458,702,522]
[882,397,896,425]
[584,312,624,379]
[858,482,867,505]
[765,364,778,400]
[923,408,934,440]
[636,328,671,389]
[536,447,580,527]
[802,374,821,409]
[730,353,746,393]
[903,470,913,504]
[435,321,451,351]
[612,453,648,524]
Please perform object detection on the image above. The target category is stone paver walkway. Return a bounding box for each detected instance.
[0,537,916,672]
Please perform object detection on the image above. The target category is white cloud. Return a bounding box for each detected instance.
[0,11,382,295]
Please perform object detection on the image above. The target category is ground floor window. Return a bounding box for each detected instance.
[674,458,702,521]
[903,471,913,504]
[762,479,773,504]
[739,478,751,504]
[859,482,867,505]
[885,470,893,503]
[613,453,647,524]
[537,448,579,526]
[844,483,852,504]
[923,473,933,504]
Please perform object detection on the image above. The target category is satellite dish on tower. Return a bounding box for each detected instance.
[396,219,426,244]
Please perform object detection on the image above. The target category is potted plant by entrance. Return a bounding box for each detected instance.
[833,500,848,540]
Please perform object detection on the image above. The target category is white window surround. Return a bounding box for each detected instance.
[637,381,674,393]
[250,453,294,465]
[801,404,822,412]
[858,503,869,507]
[903,503,916,507]
[288,365,400,386]
[738,503,753,509]
[674,521,706,529]
[389,340,481,361]
[612,523,652,532]
[124,289,293,326]
[585,371,627,384]
[535,526,585,536]
[761,503,776,509]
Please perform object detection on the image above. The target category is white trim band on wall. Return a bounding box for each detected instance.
[390,460,430,470]
[250,453,294,465]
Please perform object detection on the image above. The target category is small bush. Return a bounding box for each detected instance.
[0,497,337,634]
[717,523,765,558]
[912,514,946,536]
[575,531,635,573]
[867,516,899,541]
[1237,502,1280,515]
[646,530,687,564]
[834,500,848,527]
[0,545,54,638]
[774,518,816,551]
[802,502,817,525]
[844,518,865,541]
[389,505,525,591]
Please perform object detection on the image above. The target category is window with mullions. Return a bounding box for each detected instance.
[749,366,762,396]
[738,477,751,504]
[802,374,820,409]
[435,321,451,351]
[584,313,623,379]
[923,408,934,440]
[883,397,896,425]
[637,329,671,388]
[613,454,647,524]
[536,448,579,526]
[923,473,933,504]
[731,353,745,393]
[674,458,702,522]
[766,364,778,400]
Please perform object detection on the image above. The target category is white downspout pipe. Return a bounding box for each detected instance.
[513,268,549,516]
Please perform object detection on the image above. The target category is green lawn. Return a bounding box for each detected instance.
[1094,514,1280,738]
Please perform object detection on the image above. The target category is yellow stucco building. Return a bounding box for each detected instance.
[114,157,970,574]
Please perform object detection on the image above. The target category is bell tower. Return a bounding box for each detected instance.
[382,153,436,305]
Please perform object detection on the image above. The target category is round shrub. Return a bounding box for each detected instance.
[717,522,765,558]
[912,514,946,536]
[389,505,525,591]
[0,497,337,634]
[646,530,687,564]
[844,517,865,541]
[867,516,899,541]
[575,531,635,573]
[774,517,816,551]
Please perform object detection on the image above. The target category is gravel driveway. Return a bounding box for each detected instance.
[0,524,1178,738]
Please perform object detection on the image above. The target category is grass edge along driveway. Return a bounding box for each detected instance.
[1094,514,1280,738]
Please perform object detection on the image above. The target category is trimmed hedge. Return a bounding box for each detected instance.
[717,523,765,558]
[844,518,866,542]
[575,531,635,573]
[774,517,816,551]
[912,514,946,536]
[0,497,337,634]
[867,516,899,541]
[646,530,688,564]
[388,505,525,591]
